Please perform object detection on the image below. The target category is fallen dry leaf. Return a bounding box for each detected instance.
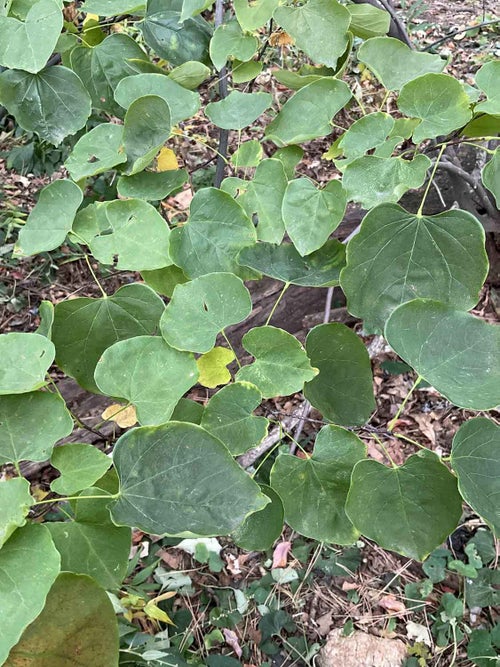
[223,628,242,658]
[272,540,292,568]
[101,403,137,427]
[378,595,407,615]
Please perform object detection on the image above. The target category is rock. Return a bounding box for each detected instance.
[317,628,407,667]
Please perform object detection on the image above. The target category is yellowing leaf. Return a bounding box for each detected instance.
[101,403,137,427]
[144,601,175,625]
[157,147,179,171]
[196,347,235,388]
[83,13,99,23]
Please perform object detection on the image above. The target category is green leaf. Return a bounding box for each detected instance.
[70,33,150,116]
[358,36,445,90]
[264,78,351,146]
[65,124,127,181]
[141,2,212,67]
[82,0,145,14]
[0,0,62,73]
[47,494,131,590]
[340,203,488,330]
[482,148,500,209]
[169,187,258,279]
[232,58,263,84]
[462,113,500,137]
[346,3,390,39]
[35,301,54,339]
[231,140,263,168]
[273,145,304,178]
[141,264,188,298]
[0,478,33,548]
[80,199,171,271]
[236,326,317,398]
[0,66,91,146]
[385,300,500,410]
[475,61,500,115]
[0,392,73,465]
[117,168,187,200]
[346,451,463,560]
[234,0,278,31]
[122,94,171,175]
[304,323,375,426]
[200,381,268,455]
[451,418,500,536]
[210,20,257,71]
[5,572,119,667]
[196,346,235,388]
[271,425,366,544]
[273,0,350,69]
[160,272,252,354]
[111,421,268,536]
[168,60,210,89]
[94,336,198,425]
[272,68,327,92]
[282,178,346,256]
[179,0,212,21]
[14,180,83,257]
[232,484,283,551]
[114,72,200,126]
[171,397,204,423]
[52,283,164,393]
[342,155,431,209]
[50,444,112,495]
[398,73,472,143]
[337,112,395,161]
[238,158,288,243]
[206,91,272,130]
[0,524,60,665]
[0,332,54,395]
[238,239,346,287]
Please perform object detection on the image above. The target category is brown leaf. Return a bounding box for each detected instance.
[379,595,406,615]
[272,541,292,568]
[223,628,242,658]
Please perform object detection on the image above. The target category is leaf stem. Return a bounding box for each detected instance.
[378,89,391,112]
[371,433,397,468]
[84,253,107,298]
[221,329,241,369]
[34,493,119,505]
[265,282,290,326]
[392,431,429,452]
[388,375,423,431]
[417,144,446,216]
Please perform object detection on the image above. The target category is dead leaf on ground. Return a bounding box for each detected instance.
[101,403,137,427]
[272,541,292,568]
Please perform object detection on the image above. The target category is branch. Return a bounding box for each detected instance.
[213,0,229,188]
[435,159,499,220]
[237,408,303,468]
[422,18,500,52]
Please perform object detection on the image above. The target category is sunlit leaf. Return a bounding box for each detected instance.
[157,146,179,171]
[197,346,235,388]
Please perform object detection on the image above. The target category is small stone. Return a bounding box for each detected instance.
[317,628,407,667]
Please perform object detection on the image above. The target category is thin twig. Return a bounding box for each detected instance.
[436,159,498,219]
[237,409,303,468]
[214,0,229,188]
[422,18,500,52]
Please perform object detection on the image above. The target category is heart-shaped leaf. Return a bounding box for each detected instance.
[304,323,375,425]
[0,0,62,73]
[209,20,258,70]
[385,300,500,410]
[0,333,55,395]
[239,240,346,287]
[65,124,127,182]
[50,444,112,496]
[111,422,268,536]
[264,78,351,146]
[475,61,500,115]
[117,169,188,200]
[342,155,431,209]
[271,425,366,544]
[0,524,60,665]
[114,72,200,126]
[0,66,91,145]
[337,111,395,161]
[340,203,488,330]
[236,326,317,398]
[123,94,172,175]
[52,283,164,393]
[282,178,346,256]
[5,573,119,667]
[273,0,350,69]
[14,180,83,257]
[160,272,252,353]
[398,73,472,143]
[0,478,33,549]
[169,188,258,279]
[347,3,390,39]
[358,36,445,90]
[346,451,463,560]
[451,418,500,536]
[234,0,279,31]
[231,484,284,551]
[0,392,73,465]
[206,90,272,130]
[196,347,235,388]
[201,381,268,455]
[94,336,198,425]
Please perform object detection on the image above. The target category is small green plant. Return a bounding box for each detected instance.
[0,0,499,665]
